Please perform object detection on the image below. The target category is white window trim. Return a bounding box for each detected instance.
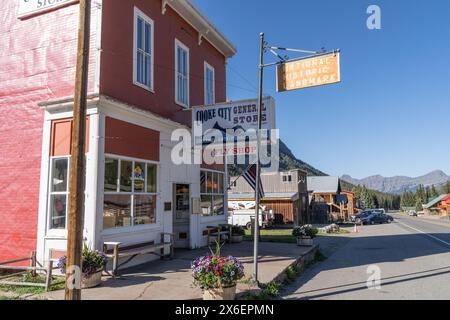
[174,38,190,108]
[200,170,225,217]
[47,156,71,235]
[103,155,159,231]
[133,6,155,92]
[204,61,215,106]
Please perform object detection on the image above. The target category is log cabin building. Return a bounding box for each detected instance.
[423,194,450,216]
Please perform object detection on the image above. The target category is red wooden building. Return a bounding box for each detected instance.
[0,0,236,265]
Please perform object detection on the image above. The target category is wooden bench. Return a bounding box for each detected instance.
[103,233,174,277]
[206,224,233,246]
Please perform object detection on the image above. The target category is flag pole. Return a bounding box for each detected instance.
[253,32,265,285]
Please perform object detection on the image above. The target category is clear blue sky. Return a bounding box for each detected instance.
[192,0,450,179]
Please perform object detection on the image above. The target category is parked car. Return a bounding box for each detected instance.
[350,210,373,222]
[408,210,418,217]
[359,213,393,225]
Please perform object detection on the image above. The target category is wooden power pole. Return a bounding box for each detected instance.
[65,0,91,300]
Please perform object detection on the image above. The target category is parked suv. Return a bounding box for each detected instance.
[360,213,393,225]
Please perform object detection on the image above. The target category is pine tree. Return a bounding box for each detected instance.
[430,185,439,198]
[441,181,450,195]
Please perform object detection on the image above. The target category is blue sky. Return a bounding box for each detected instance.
[192,0,450,179]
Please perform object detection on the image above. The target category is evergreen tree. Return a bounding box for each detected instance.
[430,185,439,198]
[401,191,416,208]
[441,181,450,195]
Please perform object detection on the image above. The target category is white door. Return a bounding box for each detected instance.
[173,184,190,248]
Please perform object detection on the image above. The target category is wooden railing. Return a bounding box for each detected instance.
[0,251,60,292]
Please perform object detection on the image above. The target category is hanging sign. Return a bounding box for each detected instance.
[18,0,79,19]
[192,97,276,145]
[277,52,341,92]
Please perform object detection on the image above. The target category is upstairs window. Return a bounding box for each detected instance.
[175,39,189,107]
[204,62,215,105]
[133,7,154,91]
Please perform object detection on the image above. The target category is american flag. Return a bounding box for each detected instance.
[243,163,265,200]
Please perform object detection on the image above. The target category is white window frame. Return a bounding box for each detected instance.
[47,156,71,234]
[133,6,154,92]
[200,170,225,217]
[175,39,190,108]
[204,61,215,105]
[103,154,159,232]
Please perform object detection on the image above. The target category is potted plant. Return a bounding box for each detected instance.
[191,243,244,300]
[293,225,318,246]
[58,245,107,289]
[231,225,245,243]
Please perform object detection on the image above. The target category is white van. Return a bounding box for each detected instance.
[227,201,274,229]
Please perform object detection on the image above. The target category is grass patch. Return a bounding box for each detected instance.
[244,229,296,243]
[0,273,65,296]
[244,228,350,244]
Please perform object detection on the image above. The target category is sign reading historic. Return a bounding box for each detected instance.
[18,0,78,18]
[192,97,276,145]
[276,52,341,92]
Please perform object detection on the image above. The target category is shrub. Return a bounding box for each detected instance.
[292,225,318,238]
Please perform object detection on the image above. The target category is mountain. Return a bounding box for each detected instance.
[341,170,450,194]
[228,139,327,177]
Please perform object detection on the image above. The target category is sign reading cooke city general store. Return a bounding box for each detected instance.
[18,0,78,18]
[192,97,276,145]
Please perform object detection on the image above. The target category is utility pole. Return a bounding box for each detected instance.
[65,0,91,301]
[253,32,265,284]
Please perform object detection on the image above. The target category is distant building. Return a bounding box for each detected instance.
[423,194,450,216]
[307,176,355,223]
[228,170,309,225]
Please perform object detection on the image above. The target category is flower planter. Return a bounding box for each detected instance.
[231,235,244,243]
[81,270,103,289]
[297,236,313,247]
[203,286,237,300]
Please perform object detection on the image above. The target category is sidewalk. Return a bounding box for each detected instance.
[44,241,318,300]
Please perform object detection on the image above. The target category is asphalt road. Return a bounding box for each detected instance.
[282,214,450,300]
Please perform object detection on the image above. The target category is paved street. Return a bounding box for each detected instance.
[282,214,450,300]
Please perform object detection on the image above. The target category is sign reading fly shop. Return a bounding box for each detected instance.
[18,0,79,18]
[192,97,276,145]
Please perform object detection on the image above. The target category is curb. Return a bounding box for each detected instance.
[272,244,319,285]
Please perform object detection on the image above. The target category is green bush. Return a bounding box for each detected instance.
[292,225,319,238]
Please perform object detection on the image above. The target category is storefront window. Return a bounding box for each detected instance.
[200,170,224,216]
[146,164,157,193]
[103,195,132,229]
[104,157,158,230]
[120,160,132,192]
[49,158,69,230]
[104,158,118,191]
[133,162,145,192]
[133,195,156,225]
